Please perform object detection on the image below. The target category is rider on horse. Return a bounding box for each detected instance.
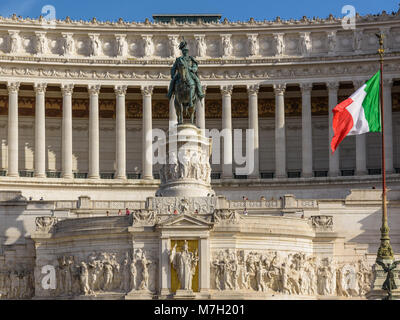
[167,39,205,101]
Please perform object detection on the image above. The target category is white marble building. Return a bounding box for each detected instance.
[0,12,400,299]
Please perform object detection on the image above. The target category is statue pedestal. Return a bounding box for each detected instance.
[173,289,196,299]
[156,124,214,198]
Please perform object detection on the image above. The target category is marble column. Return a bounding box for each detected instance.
[353,80,367,176]
[300,83,313,178]
[221,85,233,179]
[169,97,177,130]
[61,83,74,179]
[247,84,259,178]
[114,85,127,179]
[88,84,101,179]
[34,83,47,178]
[7,82,20,177]
[196,84,207,131]
[274,83,286,178]
[383,79,394,174]
[327,81,340,177]
[142,86,153,180]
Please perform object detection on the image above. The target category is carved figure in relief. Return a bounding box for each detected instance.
[138,251,152,290]
[170,241,198,291]
[195,36,207,57]
[129,257,137,291]
[89,35,101,56]
[36,33,47,55]
[222,35,233,57]
[120,257,130,292]
[102,261,113,291]
[273,34,284,56]
[248,35,259,56]
[63,34,74,55]
[143,36,154,58]
[79,262,92,295]
[116,36,127,56]
[9,32,20,54]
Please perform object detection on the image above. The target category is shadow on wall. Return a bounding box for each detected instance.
[349,202,400,255]
[0,191,30,251]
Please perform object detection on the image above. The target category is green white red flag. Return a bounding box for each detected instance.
[331,71,381,153]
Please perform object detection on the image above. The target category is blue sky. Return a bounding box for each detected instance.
[0,0,398,22]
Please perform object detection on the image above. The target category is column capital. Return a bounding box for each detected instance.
[7,82,20,93]
[383,78,393,87]
[326,81,339,92]
[273,83,286,95]
[220,85,233,96]
[353,79,366,89]
[141,85,154,96]
[300,83,313,93]
[88,84,101,95]
[61,83,74,95]
[114,85,127,96]
[247,84,259,95]
[34,82,47,94]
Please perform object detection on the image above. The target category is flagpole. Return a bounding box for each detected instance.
[376,33,394,261]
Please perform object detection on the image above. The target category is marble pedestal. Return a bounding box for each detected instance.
[156,124,214,198]
[367,258,400,300]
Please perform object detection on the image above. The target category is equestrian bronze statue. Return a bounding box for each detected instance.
[167,39,204,125]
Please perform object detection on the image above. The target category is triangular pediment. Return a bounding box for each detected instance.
[156,214,214,230]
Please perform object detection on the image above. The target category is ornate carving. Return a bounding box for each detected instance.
[35,216,58,232]
[299,32,312,56]
[214,209,242,224]
[141,85,153,96]
[62,33,75,56]
[273,33,284,56]
[273,83,286,95]
[194,34,207,58]
[7,82,20,93]
[132,210,158,225]
[221,34,233,58]
[115,34,127,57]
[88,34,101,57]
[35,31,47,55]
[310,215,333,230]
[61,83,74,95]
[353,29,363,52]
[114,85,127,96]
[327,31,337,55]
[168,35,180,58]
[220,85,233,96]
[88,84,101,95]
[8,31,20,54]
[247,84,259,95]
[34,83,47,94]
[142,35,154,58]
[247,34,259,56]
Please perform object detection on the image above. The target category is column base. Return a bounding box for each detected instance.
[142,175,154,180]
[301,172,313,178]
[6,173,19,178]
[62,174,74,179]
[328,171,339,177]
[355,170,367,176]
[34,173,46,178]
[248,174,260,179]
[275,174,287,179]
[115,175,127,180]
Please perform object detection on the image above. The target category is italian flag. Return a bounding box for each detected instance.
[331,71,381,153]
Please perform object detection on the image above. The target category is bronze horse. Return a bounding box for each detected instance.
[174,57,198,125]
